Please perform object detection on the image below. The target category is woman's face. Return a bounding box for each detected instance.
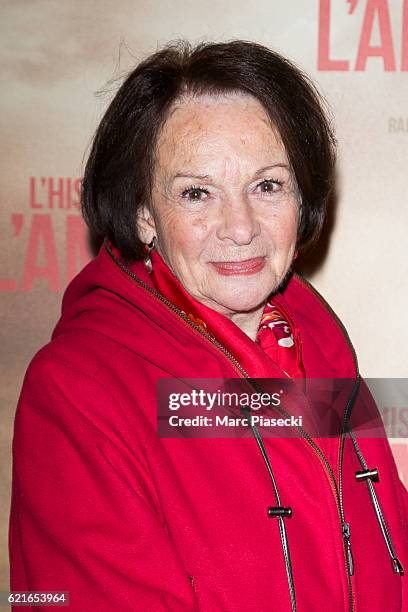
[138,92,299,317]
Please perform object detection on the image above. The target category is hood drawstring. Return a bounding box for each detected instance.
[339,375,405,576]
[347,427,404,575]
[241,406,297,612]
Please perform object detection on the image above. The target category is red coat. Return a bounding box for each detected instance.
[9,243,408,611]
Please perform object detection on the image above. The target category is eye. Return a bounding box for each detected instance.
[181,185,210,202]
[256,179,283,194]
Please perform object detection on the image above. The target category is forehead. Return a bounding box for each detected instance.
[154,92,288,170]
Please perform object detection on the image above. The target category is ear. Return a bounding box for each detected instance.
[136,204,157,244]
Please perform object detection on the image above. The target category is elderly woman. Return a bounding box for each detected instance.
[10,40,408,611]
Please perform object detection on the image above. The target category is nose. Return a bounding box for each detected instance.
[216,196,261,246]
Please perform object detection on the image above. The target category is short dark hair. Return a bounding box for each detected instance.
[81,39,336,262]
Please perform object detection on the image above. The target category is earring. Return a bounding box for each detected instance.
[143,237,156,274]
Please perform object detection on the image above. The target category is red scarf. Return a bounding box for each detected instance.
[149,250,305,378]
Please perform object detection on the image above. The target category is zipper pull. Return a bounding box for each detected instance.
[392,557,404,575]
[342,522,354,576]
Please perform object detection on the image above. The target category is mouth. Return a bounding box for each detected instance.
[209,256,266,276]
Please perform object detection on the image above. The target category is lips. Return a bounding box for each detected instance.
[210,257,265,276]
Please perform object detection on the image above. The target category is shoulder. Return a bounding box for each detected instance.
[30,328,126,381]
[15,336,140,456]
[283,273,348,336]
[281,273,357,377]
[19,337,122,417]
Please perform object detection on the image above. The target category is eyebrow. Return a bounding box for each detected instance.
[173,172,211,180]
[171,164,290,182]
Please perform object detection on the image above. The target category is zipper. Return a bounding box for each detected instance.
[342,522,354,576]
[106,245,358,611]
[189,575,200,611]
[294,274,361,611]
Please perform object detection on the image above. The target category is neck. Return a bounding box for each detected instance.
[227,302,266,341]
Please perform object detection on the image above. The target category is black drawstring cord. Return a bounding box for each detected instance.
[241,406,296,612]
[337,370,404,576]
[347,427,404,575]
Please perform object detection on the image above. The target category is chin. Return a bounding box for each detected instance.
[211,288,268,315]
[203,269,291,314]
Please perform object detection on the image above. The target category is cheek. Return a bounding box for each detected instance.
[190,215,209,236]
[282,220,298,248]
[159,212,210,262]
[265,210,298,250]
